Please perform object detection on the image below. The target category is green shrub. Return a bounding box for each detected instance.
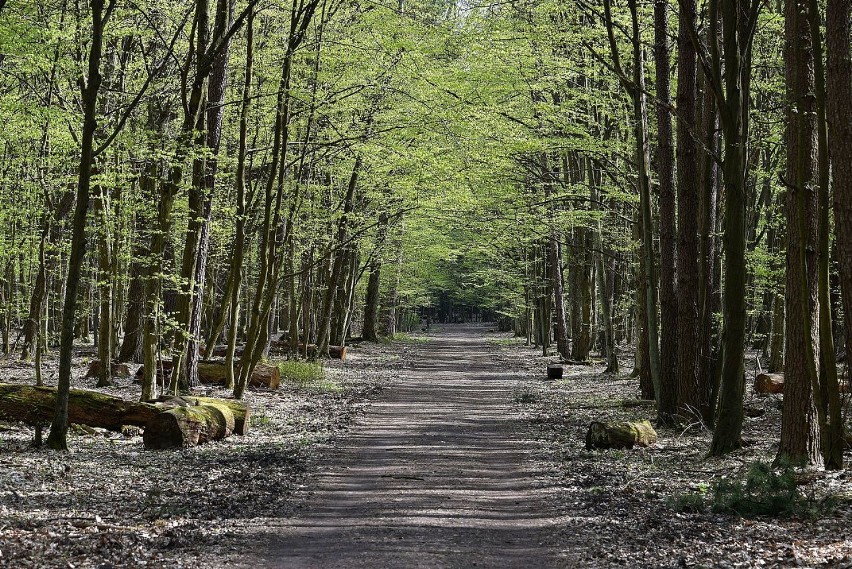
[278,360,325,386]
[711,461,834,518]
[512,385,538,404]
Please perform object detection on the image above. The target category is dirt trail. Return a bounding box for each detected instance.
[245,324,569,568]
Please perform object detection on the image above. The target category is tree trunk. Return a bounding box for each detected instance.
[1,383,160,431]
[654,0,678,424]
[825,0,852,450]
[807,0,843,469]
[675,0,703,424]
[777,0,823,467]
[46,0,110,450]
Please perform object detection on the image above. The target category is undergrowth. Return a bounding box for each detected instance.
[278,360,340,392]
[669,461,837,518]
[384,332,428,344]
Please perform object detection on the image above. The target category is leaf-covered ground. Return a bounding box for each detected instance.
[1,329,852,568]
[490,334,852,568]
[0,341,402,568]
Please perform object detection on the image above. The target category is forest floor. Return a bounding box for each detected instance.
[0,324,851,568]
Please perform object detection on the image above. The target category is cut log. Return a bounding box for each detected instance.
[208,345,245,358]
[0,383,160,431]
[146,395,250,436]
[585,420,658,450]
[546,364,563,380]
[135,360,280,390]
[197,361,281,389]
[754,373,784,394]
[85,360,131,378]
[328,345,347,361]
[143,404,234,450]
[270,342,345,360]
[133,360,174,383]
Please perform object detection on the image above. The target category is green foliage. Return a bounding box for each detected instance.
[278,360,325,385]
[278,360,342,393]
[669,462,838,518]
[512,385,538,404]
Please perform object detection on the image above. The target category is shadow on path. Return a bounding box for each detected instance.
[246,324,569,568]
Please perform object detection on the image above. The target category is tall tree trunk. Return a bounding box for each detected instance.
[675,0,703,423]
[826,0,852,398]
[47,0,111,450]
[362,213,388,342]
[317,158,361,355]
[807,0,844,469]
[707,0,760,456]
[777,0,823,467]
[180,0,235,389]
[543,155,569,359]
[654,0,678,423]
[94,181,113,387]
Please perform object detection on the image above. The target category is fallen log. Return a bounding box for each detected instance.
[134,360,280,390]
[147,395,250,436]
[196,361,281,390]
[143,403,235,450]
[754,373,784,395]
[585,420,658,450]
[0,383,160,431]
[269,341,346,360]
[85,360,131,379]
[208,345,245,358]
[328,345,347,361]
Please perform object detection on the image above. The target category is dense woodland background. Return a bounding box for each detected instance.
[0,0,850,468]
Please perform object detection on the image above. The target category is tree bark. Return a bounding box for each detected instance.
[826,0,852,449]
[778,0,823,467]
[46,0,112,450]
[654,0,678,424]
[675,0,703,424]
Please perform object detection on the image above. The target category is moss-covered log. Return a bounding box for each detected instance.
[142,403,235,449]
[147,395,250,436]
[754,373,784,394]
[585,420,658,450]
[0,383,159,431]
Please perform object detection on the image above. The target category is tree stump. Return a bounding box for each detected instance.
[546,364,563,380]
[585,420,658,450]
[754,373,784,394]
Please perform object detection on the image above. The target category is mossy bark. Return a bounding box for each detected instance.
[0,383,160,431]
[585,420,658,450]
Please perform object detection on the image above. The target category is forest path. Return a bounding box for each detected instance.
[244,323,570,568]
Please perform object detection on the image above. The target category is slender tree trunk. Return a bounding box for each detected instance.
[807,0,844,469]
[363,213,388,342]
[94,182,113,387]
[47,0,111,450]
[708,0,759,456]
[826,0,852,390]
[317,158,361,354]
[654,0,678,423]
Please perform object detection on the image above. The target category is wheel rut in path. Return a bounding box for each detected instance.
[250,324,569,568]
